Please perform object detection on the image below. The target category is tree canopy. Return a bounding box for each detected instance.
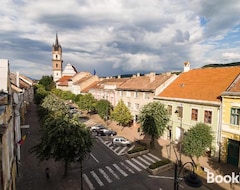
[31,94,93,177]
[183,122,214,160]
[77,93,97,112]
[138,101,169,148]
[95,99,112,120]
[110,99,132,126]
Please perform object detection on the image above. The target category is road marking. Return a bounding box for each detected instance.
[125,159,141,172]
[113,146,121,152]
[142,154,156,163]
[106,166,120,180]
[83,174,95,190]
[128,145,135,151]
[90,171,104,186]
[99,168,112,183]
[90,153,99,163]
[137,156,151,165]
[147,153,161,161]
[120,162,135,174]
[113,163,128,177]
[118,146,127,155]
[131,157,148,169]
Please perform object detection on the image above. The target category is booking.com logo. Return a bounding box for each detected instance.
[207,171,240,184]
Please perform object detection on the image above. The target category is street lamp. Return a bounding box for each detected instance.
[174,161,202,190]
[175,105,183,166]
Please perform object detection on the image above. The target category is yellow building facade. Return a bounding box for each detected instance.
[221,75,240,167]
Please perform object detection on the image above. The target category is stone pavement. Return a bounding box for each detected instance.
[88,114,240,190]
[16,103,89,190]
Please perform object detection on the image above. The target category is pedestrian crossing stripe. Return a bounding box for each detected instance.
[120,162,135,174]
[90,171,104,186]
[131,157,148,169]
[99,168,112,183]
[113,164,128,177]
[83,153,162,190]
[83,174,95,190]
[125,159,141,172]
[137,156,151,166]
[105,166,120,180]
[103,140,135,156]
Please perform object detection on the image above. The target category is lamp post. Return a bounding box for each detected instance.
[175,105,183,166]
[174,161,202,190]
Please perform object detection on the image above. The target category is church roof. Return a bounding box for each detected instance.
[62,63,77,76]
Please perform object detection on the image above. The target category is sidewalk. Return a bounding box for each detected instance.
[89,114,240,190]
[17,103,89,190]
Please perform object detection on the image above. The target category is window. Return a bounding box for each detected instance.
[230,107,240,125]
[119,91,123,96]
[167,105,172,115]
[126,91,131,97]
[144,92,150,99]
[204,110,212,124]
[191,108,198,121]
[176,106,183,118]
[135,103,139,110]
[127,102,131,108]
[56,63,58,68]
[134,92,139,98]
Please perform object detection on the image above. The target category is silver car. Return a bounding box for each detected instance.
[112,137,131,147]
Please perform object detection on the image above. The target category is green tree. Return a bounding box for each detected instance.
[34,84,49,105]
[95,99,112,120]
[38,75,55,91]
[183,122,214,161]
[31,94,93,177]
[110,99,132,126]
[77,93,96,112]
[138,101,169,148]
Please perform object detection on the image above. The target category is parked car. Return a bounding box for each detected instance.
[90,125,106,132]
[112,137,131,147]
[97,128,117,136]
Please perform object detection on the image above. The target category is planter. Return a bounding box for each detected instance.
[147,163,172,175]
[127,149,149,158]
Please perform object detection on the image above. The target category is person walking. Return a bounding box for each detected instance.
[45,167,50,180]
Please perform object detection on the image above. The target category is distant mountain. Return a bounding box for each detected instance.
[202,62,240,68]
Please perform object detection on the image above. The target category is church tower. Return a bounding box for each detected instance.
[52,33,63,82]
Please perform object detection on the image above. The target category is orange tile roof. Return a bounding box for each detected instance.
[91,78,129,89]
[57,76,72,86]
[158,66,240,102]
[227,74,240,92]
[118,74,174,91]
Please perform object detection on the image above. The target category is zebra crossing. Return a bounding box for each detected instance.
[99,138,135,156]
[83,153,161,190]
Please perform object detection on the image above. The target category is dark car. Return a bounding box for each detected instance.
[90,125,106,133]
[97,128,117,136]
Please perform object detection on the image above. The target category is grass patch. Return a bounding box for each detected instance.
[127,146,147,154]
[149,159,171,169]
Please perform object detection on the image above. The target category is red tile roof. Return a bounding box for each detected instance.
[57,76,72,86]
[158,66,240,102]
[226,74,240,92]
[117,74,174,91]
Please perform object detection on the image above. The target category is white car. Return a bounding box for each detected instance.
[112,137,131,147]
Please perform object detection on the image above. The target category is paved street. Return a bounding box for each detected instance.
[16,103,239,190]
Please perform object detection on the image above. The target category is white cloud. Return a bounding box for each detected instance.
[0,0,240,79]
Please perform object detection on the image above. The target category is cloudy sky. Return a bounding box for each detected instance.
[1,0,240,79]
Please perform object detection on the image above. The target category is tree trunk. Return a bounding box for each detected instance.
[64,160,69,177]
[150,135,155,148]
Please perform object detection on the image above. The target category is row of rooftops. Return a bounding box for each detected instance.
[57,62,240,103]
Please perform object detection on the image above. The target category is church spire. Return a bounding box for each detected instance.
[53,33,61,51]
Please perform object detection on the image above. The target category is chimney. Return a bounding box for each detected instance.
[16,71,20,87]
[149,72,155,83]
[184,61,190,72]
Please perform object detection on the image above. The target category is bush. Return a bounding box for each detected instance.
[149,159,171,169]
[127,146,147,154]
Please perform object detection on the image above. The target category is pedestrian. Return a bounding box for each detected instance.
[45,167,50,180]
